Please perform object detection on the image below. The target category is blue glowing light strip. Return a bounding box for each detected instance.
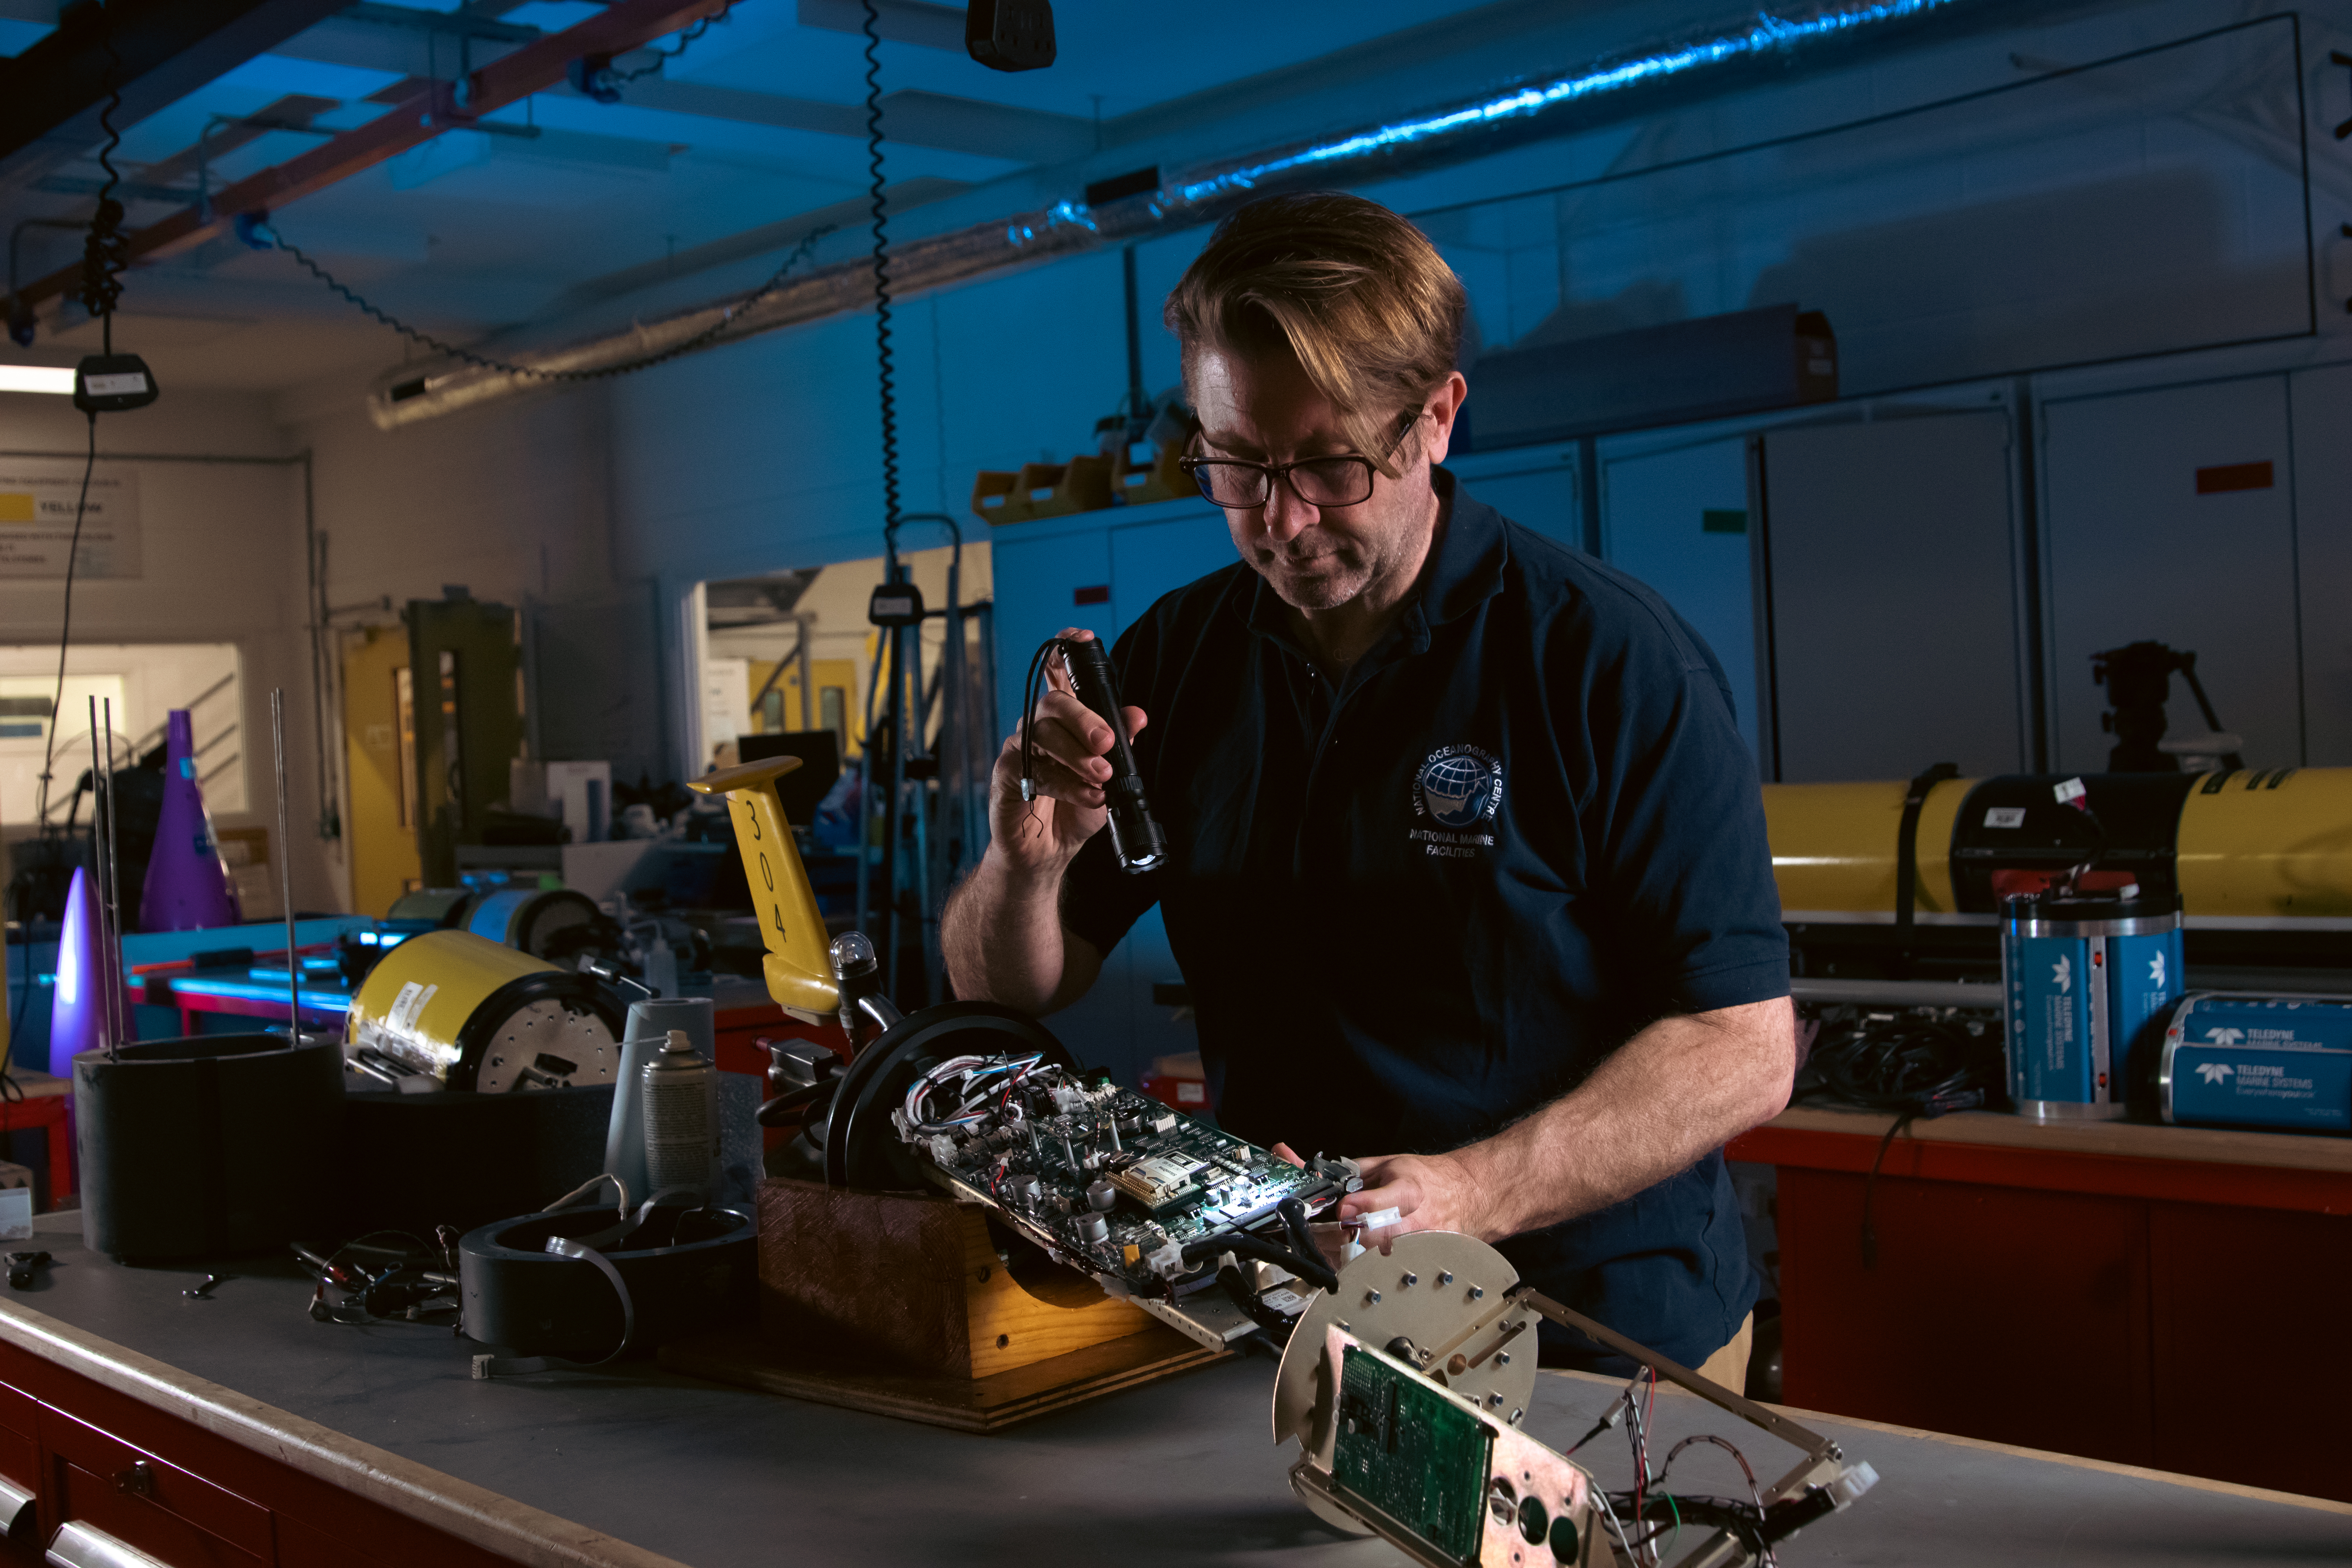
[1173,0,1962,205]
[998,0,1966,246]
[167,977,352,1014]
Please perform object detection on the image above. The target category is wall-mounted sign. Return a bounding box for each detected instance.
[0,462,141,579]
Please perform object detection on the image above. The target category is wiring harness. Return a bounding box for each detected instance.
[1567,1368,1784,1566]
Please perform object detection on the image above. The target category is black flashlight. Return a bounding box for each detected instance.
[1050,637,1166,873]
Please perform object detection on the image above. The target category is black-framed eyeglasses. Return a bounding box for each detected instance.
[1180,411,1418,511]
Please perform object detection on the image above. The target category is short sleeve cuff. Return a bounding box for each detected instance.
[1669,955,1792,1015]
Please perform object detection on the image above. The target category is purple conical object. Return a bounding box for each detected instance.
[140,709,241,933]
[49,866,123,1076]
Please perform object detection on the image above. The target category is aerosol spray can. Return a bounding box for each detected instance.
[642,1029,718,1200]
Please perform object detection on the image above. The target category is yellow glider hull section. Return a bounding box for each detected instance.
[688,756,840,1020]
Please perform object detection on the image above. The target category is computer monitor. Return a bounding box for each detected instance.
[737,731,843,826]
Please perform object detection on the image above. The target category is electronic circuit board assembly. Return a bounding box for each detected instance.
[892,1055,1358,1296]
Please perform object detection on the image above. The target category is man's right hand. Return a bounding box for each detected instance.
[987,628,1150,882]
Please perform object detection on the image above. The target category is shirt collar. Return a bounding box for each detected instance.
[1234,465,1510,645]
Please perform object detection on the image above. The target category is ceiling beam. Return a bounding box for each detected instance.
[336,3,539,45]
[138,92,340,187]
[0,0,354,194]
[5,0,735,316]
[594,78,1092,163]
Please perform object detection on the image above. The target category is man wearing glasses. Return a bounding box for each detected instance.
[942,192,1794,1383]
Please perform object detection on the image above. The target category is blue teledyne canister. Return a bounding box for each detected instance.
[2160,993,2352,1133]
[2001,886,2183,1121]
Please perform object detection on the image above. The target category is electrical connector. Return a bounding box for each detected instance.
[1828,1461,1879,1508]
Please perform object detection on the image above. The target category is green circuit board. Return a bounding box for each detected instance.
[911,1073,1355,1292]
[1331,1343,1494,1566]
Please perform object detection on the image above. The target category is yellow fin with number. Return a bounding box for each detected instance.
[688,757,838,1020]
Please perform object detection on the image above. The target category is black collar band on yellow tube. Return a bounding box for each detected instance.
[687,756,840,1021]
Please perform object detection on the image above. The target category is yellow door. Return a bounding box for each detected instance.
[744,655,863,758]
[342,627,421,916]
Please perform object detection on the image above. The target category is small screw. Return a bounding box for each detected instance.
[1469,1285,1485,1301]
[1438,1271,1454,1286]
[1488,1392,1505,1408]
[1497,1350,1511,1365]
[1365,1289,1381,1305]
[1401,1272,1417,1287]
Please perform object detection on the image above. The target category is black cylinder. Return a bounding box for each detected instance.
[76,1033,346,1261]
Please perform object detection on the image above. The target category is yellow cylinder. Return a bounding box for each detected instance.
[1761,779,1974,915]
[347,929,618,1090]
[2176,767,2352,916]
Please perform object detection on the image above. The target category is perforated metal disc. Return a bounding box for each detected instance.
[1270,1230,1541,1541]
[472,1001,618,1092]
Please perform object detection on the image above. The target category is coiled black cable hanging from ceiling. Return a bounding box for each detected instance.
[78,1,128,355]
[37,0,129,831]
[860,0,900,543]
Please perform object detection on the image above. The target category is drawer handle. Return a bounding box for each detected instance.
[109,1462,151,1498]
[46,1520,169,1568]
[0,1473,30,1540]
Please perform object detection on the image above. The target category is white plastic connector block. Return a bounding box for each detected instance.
[2053,777,2087,805]
[1143,1240,1187,1279]
[925,1134,957,1165]
[1052,1084,1088,1115]
[1828,1461,1879,1508]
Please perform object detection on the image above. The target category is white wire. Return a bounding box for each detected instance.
[904,1053,1053,1132]
[1593,1490,1639,1566]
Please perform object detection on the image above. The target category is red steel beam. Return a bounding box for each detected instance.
[8,0,730,315]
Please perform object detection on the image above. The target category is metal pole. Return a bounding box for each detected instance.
[272,689,300,1041]
[85,699,113,1060]
[885,621,910,999]
[797,613,814,734]
[102,699,123,1055]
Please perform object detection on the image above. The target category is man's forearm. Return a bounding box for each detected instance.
[939,848,1074,1013]
[1453,998,1795,1239]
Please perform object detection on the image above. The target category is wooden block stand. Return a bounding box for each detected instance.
[659,1178,1225,1431]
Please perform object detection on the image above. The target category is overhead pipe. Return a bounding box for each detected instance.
[368,0,2014,429]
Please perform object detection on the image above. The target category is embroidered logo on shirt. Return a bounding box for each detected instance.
[1411,744,1503,856]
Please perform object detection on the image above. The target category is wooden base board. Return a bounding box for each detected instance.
[659,1323,1229,1433]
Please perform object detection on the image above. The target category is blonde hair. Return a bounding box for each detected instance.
[1164,192,1466,476]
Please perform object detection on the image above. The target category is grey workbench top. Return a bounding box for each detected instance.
[5,1211,2344,1567]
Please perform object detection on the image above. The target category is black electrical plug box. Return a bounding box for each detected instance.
[868,580,925,627]
[966,0,1053,71]
[73,353,158,414]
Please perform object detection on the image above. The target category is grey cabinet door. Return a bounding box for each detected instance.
[1599,436,1759,756]
[1758,411,2023,782]
[2043,378,2298,772]
[2292,367,2352,767]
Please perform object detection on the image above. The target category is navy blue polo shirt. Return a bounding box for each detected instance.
[1060,468,1788,1369]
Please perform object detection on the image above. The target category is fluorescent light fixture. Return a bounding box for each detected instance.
[0,365,74,396]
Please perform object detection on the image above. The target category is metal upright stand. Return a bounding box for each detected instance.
[854,516,995,1007]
